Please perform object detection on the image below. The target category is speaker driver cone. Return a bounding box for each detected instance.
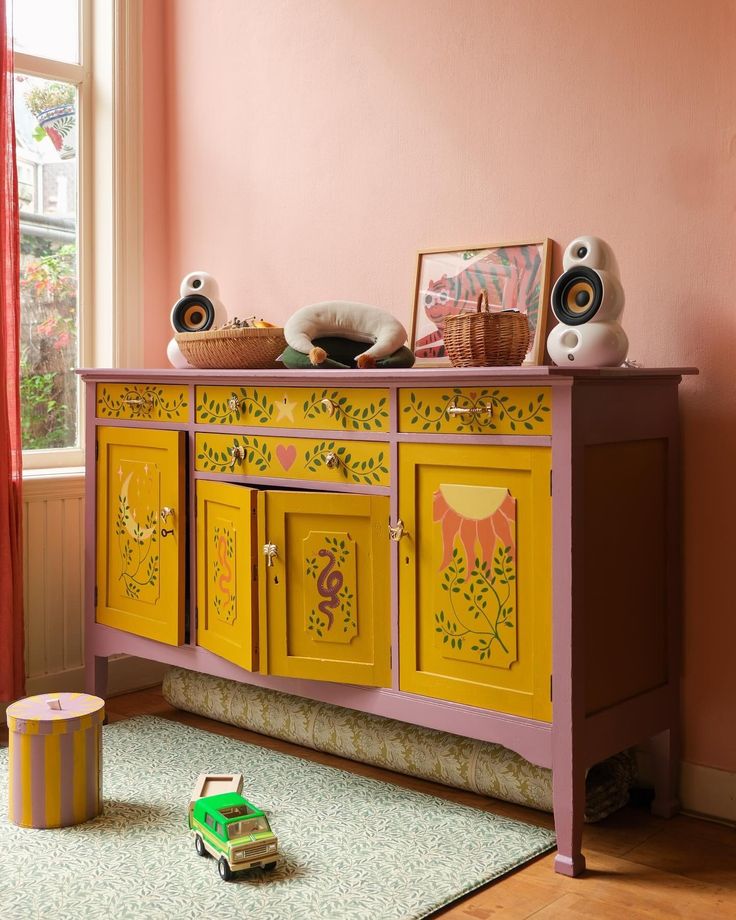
[171,294,216,332]
[552,266,603,326]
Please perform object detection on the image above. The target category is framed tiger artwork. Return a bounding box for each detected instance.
[410,240,553,365]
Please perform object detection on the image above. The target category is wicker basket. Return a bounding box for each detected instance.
[175,326,286,369]
[444,291,530,367]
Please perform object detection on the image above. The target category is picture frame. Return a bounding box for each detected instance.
[410,239,553,366]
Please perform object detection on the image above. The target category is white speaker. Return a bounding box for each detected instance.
[166,337,191,369]
[167,271,227,368]
[547,236,628,367]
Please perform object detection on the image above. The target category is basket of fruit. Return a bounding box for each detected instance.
[175,318,286,369]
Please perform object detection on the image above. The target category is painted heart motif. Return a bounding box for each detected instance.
[276,444,297,471]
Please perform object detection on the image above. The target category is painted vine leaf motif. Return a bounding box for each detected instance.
[435,546,515,662]
[197,388,274,425]
[196,437,272,472]
[115,493,159,599]
[98,386,187,421]
[303,389,389,430]
[305,537,355,637]
[339,584,356,633]
[403,388,550,432]
[212,526,236,624]
[304,441,388,485]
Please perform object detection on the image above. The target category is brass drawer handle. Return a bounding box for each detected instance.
[123,392,155,413]
[321,397,337,417]
[229,444,245,470]
[227,395,241,415]
[389,519,406,542]
[263,542,278,566]
[446,397,493,419]
[324,451,341,470]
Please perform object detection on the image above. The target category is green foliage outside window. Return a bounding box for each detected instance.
[19,240,77,450]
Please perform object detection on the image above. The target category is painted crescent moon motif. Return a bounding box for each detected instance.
[119,471,156,541]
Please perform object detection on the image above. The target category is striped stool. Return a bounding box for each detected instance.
[6,692,104,828]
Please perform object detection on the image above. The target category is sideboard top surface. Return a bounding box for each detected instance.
[77,366,698,386]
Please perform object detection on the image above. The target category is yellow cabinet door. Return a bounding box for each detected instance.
[399,443,552,720]
[259,491,391,687]
[96,427,185,645]
[196,481,258,670]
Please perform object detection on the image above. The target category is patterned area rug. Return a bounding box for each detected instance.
[0,716,555,920]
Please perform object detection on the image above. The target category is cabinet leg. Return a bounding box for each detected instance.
[86,654,109,701]
[552,759,587,876]
[650,727,681,818]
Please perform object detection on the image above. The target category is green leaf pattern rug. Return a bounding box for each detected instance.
[0,717,555,920]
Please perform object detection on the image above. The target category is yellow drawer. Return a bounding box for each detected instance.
[96,383,189,422]
[195,433,390,486]
[195,385,390,432]
[398,387,551,435]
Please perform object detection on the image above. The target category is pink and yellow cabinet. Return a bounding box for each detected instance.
[80,366,695,876]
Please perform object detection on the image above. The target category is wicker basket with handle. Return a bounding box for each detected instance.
[175,325,286,369]
[443,290,530,367]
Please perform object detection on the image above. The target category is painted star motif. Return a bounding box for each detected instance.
[275,395,296,422]
[117,466,123,480]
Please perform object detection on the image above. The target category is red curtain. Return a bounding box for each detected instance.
[0,0,24,702]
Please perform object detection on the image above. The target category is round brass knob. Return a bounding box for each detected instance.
[229,444,245,470]
[389,519,406,542]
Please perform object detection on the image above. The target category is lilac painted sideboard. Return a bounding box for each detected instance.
[78,365,695,875]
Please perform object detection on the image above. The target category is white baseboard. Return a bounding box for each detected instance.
[680,761,736,825]
[637,749,734,825]
[23,656,168,699]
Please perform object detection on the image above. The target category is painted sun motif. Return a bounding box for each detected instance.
[433,484,515,570]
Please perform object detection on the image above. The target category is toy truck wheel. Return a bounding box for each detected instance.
[195,834,208,858]
[218,857,233,881]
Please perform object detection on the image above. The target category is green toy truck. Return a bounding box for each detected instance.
[188,778,281,881]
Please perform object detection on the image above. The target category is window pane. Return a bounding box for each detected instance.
[15,75,79,452]
[11,0,79,65]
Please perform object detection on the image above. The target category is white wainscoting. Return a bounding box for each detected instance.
[22,472,166,696]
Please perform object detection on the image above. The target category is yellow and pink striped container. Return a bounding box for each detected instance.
[6,692,104,828]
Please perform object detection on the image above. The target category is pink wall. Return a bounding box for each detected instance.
[142,0,736,772]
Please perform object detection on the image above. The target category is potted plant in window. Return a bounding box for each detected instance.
[24,82,76,160]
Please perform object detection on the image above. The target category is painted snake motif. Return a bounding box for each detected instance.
[316,548,343,628]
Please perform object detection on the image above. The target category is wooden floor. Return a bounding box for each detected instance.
[6,687,736,918]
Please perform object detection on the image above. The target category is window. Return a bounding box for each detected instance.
[12,0,144,471]
[13,0,85,464]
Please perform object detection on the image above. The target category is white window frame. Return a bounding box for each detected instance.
[17,0,143,473]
